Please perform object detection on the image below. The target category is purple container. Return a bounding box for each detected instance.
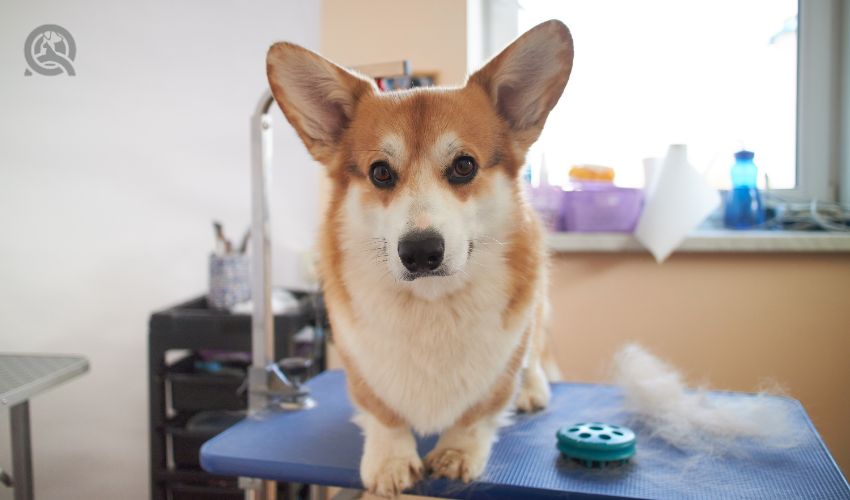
[528,184,563,231]
[558,182,644,232]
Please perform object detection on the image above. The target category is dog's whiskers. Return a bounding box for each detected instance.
[474,235,507,246]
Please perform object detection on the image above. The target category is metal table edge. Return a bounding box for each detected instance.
[0,355,90,407]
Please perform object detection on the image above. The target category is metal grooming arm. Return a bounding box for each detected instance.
[244,92,318,500]
[249,92,276,415]
[248,92,315,411]
[243,91,277,500]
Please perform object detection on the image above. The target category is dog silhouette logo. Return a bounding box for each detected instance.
[24,24,76,76]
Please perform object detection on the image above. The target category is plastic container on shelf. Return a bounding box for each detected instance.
[526,154,563,231]
[559,182,644,232]
[530,184,563,231]
[723,150,765,229]
[525,158,642,233]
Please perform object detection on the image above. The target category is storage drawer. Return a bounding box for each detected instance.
[170,429,214,468]
[169,373,245,412]
[170,410,244,468]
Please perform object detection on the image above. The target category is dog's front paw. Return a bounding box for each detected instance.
[515,381,550,412]
[361,454,423,498]
[425,447,487,483]
[516,366,550,412]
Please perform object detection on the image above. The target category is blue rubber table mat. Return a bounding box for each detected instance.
[201,370,849,499]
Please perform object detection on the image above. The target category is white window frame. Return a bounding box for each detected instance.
[797,0,842,203]
[836,0,850,206]
[474,0,849,204]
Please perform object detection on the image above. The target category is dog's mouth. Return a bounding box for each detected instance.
[400,268,452,281]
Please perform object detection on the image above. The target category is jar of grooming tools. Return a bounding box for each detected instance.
[208,222,251,310]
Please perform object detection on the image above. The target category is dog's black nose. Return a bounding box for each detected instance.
[398,232,444,273]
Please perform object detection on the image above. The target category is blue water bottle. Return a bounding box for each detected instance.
[724,150,765,229]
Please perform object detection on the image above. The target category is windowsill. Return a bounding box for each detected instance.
[548,229,850,253]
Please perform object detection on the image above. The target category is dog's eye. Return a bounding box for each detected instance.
[369,161,396,188]
[447,156,477,185]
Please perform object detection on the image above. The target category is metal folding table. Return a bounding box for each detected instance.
[0,354,89,500]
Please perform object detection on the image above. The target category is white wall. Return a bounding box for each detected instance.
[0,0,320,498]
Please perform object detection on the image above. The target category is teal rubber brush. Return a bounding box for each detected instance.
[556,422,636,468]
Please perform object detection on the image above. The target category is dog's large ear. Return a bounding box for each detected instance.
[267,43,375,163]
[468,20,573,149]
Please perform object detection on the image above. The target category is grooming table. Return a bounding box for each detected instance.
[1,354,89,500]
[201,370,849,499]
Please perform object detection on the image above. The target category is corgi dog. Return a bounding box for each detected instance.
[266,20,573,497]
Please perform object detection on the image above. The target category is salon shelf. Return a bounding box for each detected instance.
[148,292,326,500]
[149,294,311,342]
[547,229,850,254]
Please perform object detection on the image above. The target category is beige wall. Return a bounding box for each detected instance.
[321,0,469,85]
[549,252,850,472]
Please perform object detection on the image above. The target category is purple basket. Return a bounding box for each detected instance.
[558,183,644,232]
[528,184,563,231]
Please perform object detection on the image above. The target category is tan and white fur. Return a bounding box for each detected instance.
[266,20,573,497]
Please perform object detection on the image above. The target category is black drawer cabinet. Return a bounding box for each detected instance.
[148,292,325,500]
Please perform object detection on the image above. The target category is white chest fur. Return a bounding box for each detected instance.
[332,252,531,435]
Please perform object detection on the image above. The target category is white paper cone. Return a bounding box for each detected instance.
[634,145,720,262]
[642,157,661,198]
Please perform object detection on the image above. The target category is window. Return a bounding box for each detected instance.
[476,0,845,202]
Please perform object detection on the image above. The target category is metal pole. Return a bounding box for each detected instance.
[245,92,278,500]
[10,401,33,500]
[250,92,277,402]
